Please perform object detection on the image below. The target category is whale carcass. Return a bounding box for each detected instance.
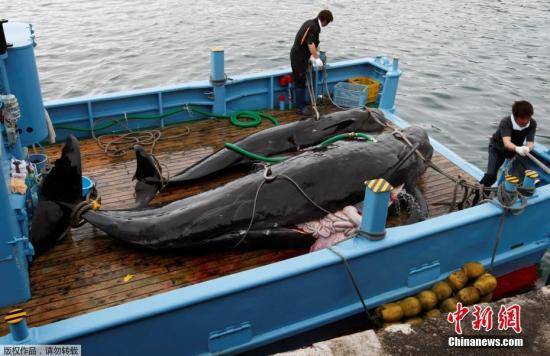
[82,125,433,249]
[133,107,388,206]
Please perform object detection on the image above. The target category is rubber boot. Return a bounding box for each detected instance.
[295,88,308,115]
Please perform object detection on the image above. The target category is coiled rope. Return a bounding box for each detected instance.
[55,109,192,157]
[54,105,278,157]
[92,116,190,157]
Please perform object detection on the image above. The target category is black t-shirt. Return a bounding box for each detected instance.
[490,115,537,152]
[290,18,321,61]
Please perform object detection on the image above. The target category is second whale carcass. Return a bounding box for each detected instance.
[82,126,433,250]
[133,107,388,206]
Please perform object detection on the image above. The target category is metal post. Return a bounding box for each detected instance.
[522,170,539,190]
[0,57,11,93]
[359,178,393,241]
[4,309,30,342]
[210,47,227,115]
[392,57,399,72]
[504,174,519,192]
[378,57,401,113]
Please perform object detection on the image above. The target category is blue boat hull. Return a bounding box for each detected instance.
[2,110,548,355]
[1,49,548,354]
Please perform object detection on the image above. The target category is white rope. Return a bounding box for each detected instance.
[306,65,320,120]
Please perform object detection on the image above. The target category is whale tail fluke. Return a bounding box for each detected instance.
[30,135,84,255]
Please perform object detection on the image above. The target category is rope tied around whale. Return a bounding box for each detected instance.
[368,111,536,274]
[69,186,102,228]
[234,164,377,325]
[367,109,515,209]
[392,122,530,212]
[231,131,422,249]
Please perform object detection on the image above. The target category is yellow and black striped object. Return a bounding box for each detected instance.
[524,170,539,179]
[504,175,520,185]
[4,309,27,324]
[365,178,393,193]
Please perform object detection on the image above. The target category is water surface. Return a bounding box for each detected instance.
[5,0,550,166]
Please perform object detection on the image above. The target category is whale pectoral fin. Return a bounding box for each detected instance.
[133,145,163,207]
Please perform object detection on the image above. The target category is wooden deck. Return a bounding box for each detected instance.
[0,108,475,336]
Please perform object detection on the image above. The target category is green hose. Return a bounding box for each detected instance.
[319,132,375,147]
[188,107,279,128]
[54,106,279,132]
[224,142,287,163]
[224,132,375,164]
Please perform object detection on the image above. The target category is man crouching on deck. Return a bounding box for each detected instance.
[479,100,537,188]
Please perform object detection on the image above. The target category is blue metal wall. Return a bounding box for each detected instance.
[0,132,32,307]
[45,56,396,142]
[2,22,48,146]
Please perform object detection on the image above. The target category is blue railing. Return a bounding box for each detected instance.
[45,52,400,141]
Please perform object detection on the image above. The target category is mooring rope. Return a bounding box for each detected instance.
[327,246,377,326]
[486,183,528,272]
[368,112,501,203]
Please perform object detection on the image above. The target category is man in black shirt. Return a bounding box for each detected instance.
[290,10,333,115]
[479,100,537,187]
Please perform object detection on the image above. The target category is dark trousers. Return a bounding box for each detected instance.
[290,51,308,109]
[479,144,508,187]
[290,52,307,88]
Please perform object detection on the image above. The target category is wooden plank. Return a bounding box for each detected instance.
[1,109,318,336]
[0,107,479,337]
